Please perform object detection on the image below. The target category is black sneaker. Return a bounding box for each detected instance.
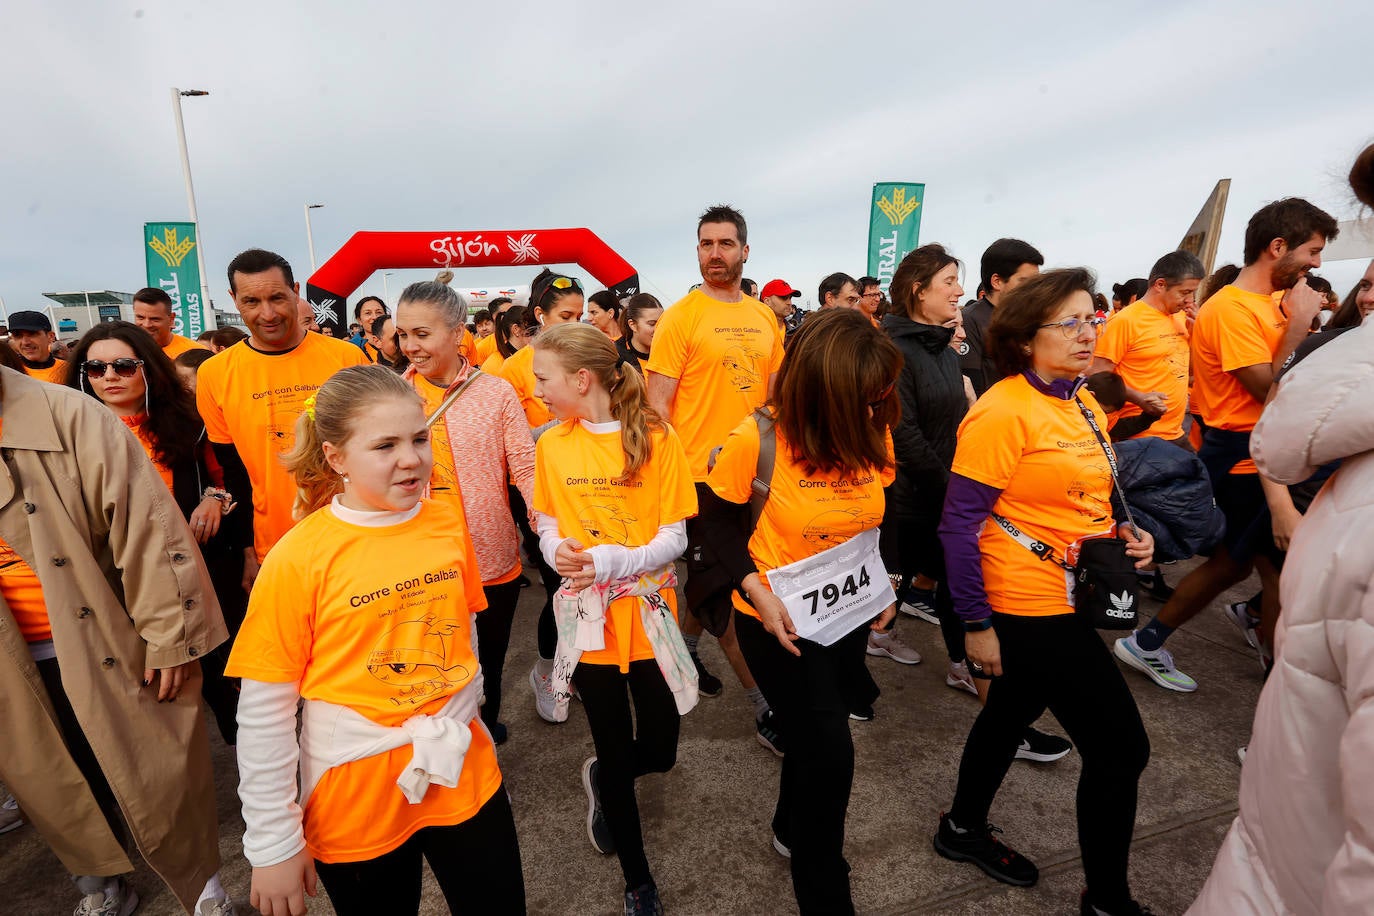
[485,720,508,745]
[899,586,941,625]
[624,882,663,916]
[755,710,784,757]
[1136,570,1174,601]
[691,653,723,698]
[933,813,1038,887]
[581,757,615,855]
[848,703,875,721]
[1015,727,1072,763]
[1081,889,1156,915]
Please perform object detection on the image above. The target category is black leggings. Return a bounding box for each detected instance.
[509,485,559,659]
[948,613,1150,906]
[576,660,680,891]
[314,786,525,915]
[883,512,965,661]
[735,611,868,916]
[475,578,524,727]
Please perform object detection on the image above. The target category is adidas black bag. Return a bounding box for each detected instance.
[1073,537,1139,630]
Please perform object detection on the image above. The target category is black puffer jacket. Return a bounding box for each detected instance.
[1110,436,1226,563]
[881,313,967,519]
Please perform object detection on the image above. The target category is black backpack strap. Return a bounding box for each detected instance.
[749,407,776,531]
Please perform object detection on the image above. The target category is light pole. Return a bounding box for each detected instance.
[171,87,213,334]
[383,272,395,303]
[305,204,324,272]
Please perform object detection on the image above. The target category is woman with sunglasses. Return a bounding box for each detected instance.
[67,322,250,747]
[498,270,589,721]
[702,308,900,914]
[933,270,1155,916]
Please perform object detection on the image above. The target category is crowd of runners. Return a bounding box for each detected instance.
[2,143,1373,916]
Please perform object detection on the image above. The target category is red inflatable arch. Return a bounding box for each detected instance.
[305,228,641,333]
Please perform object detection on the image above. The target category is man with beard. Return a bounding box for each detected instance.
[647,204,788,754]
[1115,198,1337,692]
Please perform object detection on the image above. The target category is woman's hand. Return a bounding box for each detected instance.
[964,627,1002,677]
[188,497,223,544]
[1119,523,1155,569]
[251,849,318,916]
[870,602,897,632]
[143,660,199,702]
[744,574,801,657]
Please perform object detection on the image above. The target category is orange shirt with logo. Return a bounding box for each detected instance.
[533,421,697,671]
[497,344,552,427]
[163,334,208,360]
[1093,301,1191,441]
[952,375,1116,617]
[226,499,496,863]
[708,415,894,620]
[196,333,369,560]
[1190,285,1288,473]
[645,291,785,481]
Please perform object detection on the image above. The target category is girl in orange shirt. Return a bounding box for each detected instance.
[530,324,698,916]
[228,366,523,916]
[703,309,902,915]
[66,321,248,746]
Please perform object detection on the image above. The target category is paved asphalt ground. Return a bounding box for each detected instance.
[3,558,1264,915]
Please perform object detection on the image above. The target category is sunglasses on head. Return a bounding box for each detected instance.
[82,358,144,379]
[534,275,582,311]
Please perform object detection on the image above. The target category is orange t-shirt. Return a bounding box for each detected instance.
[23,359,68,385]
[0,420,49,642]
[480,351,506,375]
[952,375,1116,617]
[497,344,551,427]
[226,499,497,863]
[120,414,176,492]
[1093,301,1190,441]
[163,334,208,360]
[645,290,785,480]
[459,328,477,364]
[533,421,697,671]
[474,334,498,365]
[196,333,369,560]
[1190,285,1288,473]
[707,415,894,619]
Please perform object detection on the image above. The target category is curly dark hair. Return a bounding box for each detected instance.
[66,321,202,469]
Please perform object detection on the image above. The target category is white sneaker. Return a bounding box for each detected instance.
[1237,746,1247,765]
[866,629,921,665]
[197,897,237,916]
[529,663,558,723]
[945,660,979,697]
[74,878,138,916]
[772,834,791,858]
[1114,631,1198,692]
[0,794,23,835]
[1223,602,1261,650]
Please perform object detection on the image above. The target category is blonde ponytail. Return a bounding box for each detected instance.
[532,323,663,484]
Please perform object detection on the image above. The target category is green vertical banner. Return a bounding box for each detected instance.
[144,221,205,338]
[866,182,925,297]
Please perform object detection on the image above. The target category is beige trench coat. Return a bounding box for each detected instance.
[0,367,228,913]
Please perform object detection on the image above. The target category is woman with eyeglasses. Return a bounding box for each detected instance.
[498,270,590,722]
[932,270,1156,916]
[66,322,250,747]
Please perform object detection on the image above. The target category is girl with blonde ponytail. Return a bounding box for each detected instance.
[528,323,699,916]
[228,365,524,916]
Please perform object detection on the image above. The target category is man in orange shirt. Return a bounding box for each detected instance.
[856,275,882,325]
[132,287,208,360]
[646,204,787,753]
[196,249,369,593]
[7,311,67,383]
[1091,250,1202,448]
[1115,199,1337,692]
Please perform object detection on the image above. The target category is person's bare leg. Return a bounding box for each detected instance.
[683,611,703,639]
[1154,547,1253,631]
[719,615,757,690]
[1254,557,1282,652]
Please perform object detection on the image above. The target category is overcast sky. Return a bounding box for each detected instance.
[3,0,1372,319]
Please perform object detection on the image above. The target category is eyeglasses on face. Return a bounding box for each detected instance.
[82,358,144,378]
[1038,315,1106,338]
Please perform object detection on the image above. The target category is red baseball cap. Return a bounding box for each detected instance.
[760,279,800,299]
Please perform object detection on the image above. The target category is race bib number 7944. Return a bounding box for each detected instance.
[765,527,895,646]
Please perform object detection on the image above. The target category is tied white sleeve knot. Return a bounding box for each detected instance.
[395,713,473,804]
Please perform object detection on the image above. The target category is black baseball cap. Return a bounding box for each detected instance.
[8,310,51,332]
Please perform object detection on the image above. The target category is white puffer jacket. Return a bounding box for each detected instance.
[1188,319,1374,915]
